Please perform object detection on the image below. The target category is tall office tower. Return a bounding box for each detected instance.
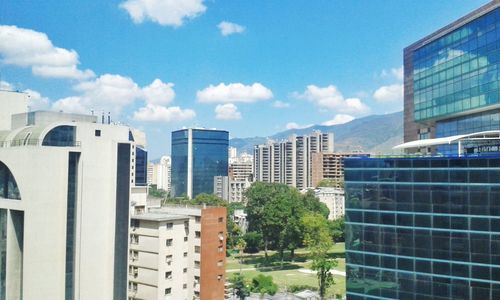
[345,2,500,299]
[156,156,171,192]
[171,128,228,198]
[311,152,370,188]
[403,1,500,154]
[128,205,227,300]
[0,91,148,300]
[253,131,333,189]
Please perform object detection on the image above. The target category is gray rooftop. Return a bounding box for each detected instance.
[132,213,189,222]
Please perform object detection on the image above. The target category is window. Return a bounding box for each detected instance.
[183,252,188,257]
[130,219,139,228]
[95,129,101,137]
[184,236,188,242]
[218,232,224,241]
[165,255,173,264]
[165,288,171,295]
[218,246,224,253]
[217,260,223,267]
[166,223,173,229]
[195,246,200,253]
[131,234,139,245]
[183,268,187,273]
[195,261,200,269]
[217,274,223,281]
[129,282,137,292]
[218,217,224,223]
[130,250,138,261]
[195,216,201,223]
[0,161,21,200]
[195,231,201,238]
[166,239,173,246]
[129,266,138,277]
[165,271,172,279]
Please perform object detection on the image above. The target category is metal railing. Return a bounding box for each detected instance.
[0,139,81,148]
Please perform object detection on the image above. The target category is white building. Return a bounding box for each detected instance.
[253,131,334,189]
[0,91,148,299]
[214,176,251,203]
[129,205,227,300]
[156,156,171,191]
[314,187,345,220]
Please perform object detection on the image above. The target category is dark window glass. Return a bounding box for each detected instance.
[42,125,76,147]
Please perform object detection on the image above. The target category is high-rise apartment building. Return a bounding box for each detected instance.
[128,205,227,300]
[346,2,500,299]
[311,152,370,188]
[253,131,334,189]
[313,187,345,220]
[403,1,500,155]
[0,91,148,300]
[171,128,229,198]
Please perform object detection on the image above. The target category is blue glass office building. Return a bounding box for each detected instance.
[404,1,500,155]
[171,128,229,198]
[345,156,500,300]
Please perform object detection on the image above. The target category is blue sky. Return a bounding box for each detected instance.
[0,0,489,158]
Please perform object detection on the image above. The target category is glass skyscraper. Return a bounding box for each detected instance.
[171,128,229,198]
[404,1,500,155]
[346,2,500,299]
[345,156,500,300]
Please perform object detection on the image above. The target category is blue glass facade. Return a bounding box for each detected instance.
[345,156,500,300]
[0,161,20,200]
[42,126,76,147]
[134,147,148,186]
[171,129,228,198]
[413,8,500,122]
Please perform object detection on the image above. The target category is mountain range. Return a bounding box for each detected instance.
[230,111,404,154]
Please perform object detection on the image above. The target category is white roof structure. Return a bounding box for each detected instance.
[393,131,500,154]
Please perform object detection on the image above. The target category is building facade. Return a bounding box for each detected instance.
[253,131,334,189]
[345,156,500,300]
[171,128,229,198]
[128,205,227,300]
[311,152,370,188]
[0,91,148,300]
[314,187,345,220]
[404,1,500,154]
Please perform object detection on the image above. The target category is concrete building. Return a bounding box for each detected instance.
[253,131,333,189]
[129,205,227,300]
[346,3,500,299]
[229,153,253,182]
[171,128,229,198]
[314,188,344,220]
[0,91,148,300]
[214,176,251,203]
[311,152,370,188]
[147,156,171,192]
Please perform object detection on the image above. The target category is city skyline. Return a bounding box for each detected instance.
[0,0,489,159]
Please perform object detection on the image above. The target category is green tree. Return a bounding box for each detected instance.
[316,179,344,189]
[328,216,345,243]
[302,213,338,300]
[251,274,278,299]
[229,273,250,300]
[301,189,330,219]
[242,231,262,253]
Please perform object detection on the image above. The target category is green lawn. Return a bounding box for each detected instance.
[226,243,346,297]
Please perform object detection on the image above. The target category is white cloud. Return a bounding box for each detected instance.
[215,103,241,120]
[24,89,50,111]
[197,82,273,103]
[294,85,370,115]
[133,104,195,122]
[322,114,354,126]
[120,0,206,27]
[0,81,13,90]
[286,122,313,130]
[52,96,89,114]
[217,21,245,36]
[272,100,290,108]
[373,84,403,102]
[142,79,175,105]
[380,66,403,81]
[0,25,94,80]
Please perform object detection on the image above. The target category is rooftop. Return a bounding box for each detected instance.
[132,213,189,222]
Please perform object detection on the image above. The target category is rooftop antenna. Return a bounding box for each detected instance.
[91,110,94,116]
[107,112,111,124]
[101,111,105,124]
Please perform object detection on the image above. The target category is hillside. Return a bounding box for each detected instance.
[230,111,403,154]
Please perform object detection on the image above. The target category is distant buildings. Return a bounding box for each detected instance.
[0,91,147,299]
[314,187,345,220]
[346,2,500,299]
[129,205,227,300]
[311,152,370,188]
[171,128,229,198]
[148,156,172,192]
[253,131,334,189]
